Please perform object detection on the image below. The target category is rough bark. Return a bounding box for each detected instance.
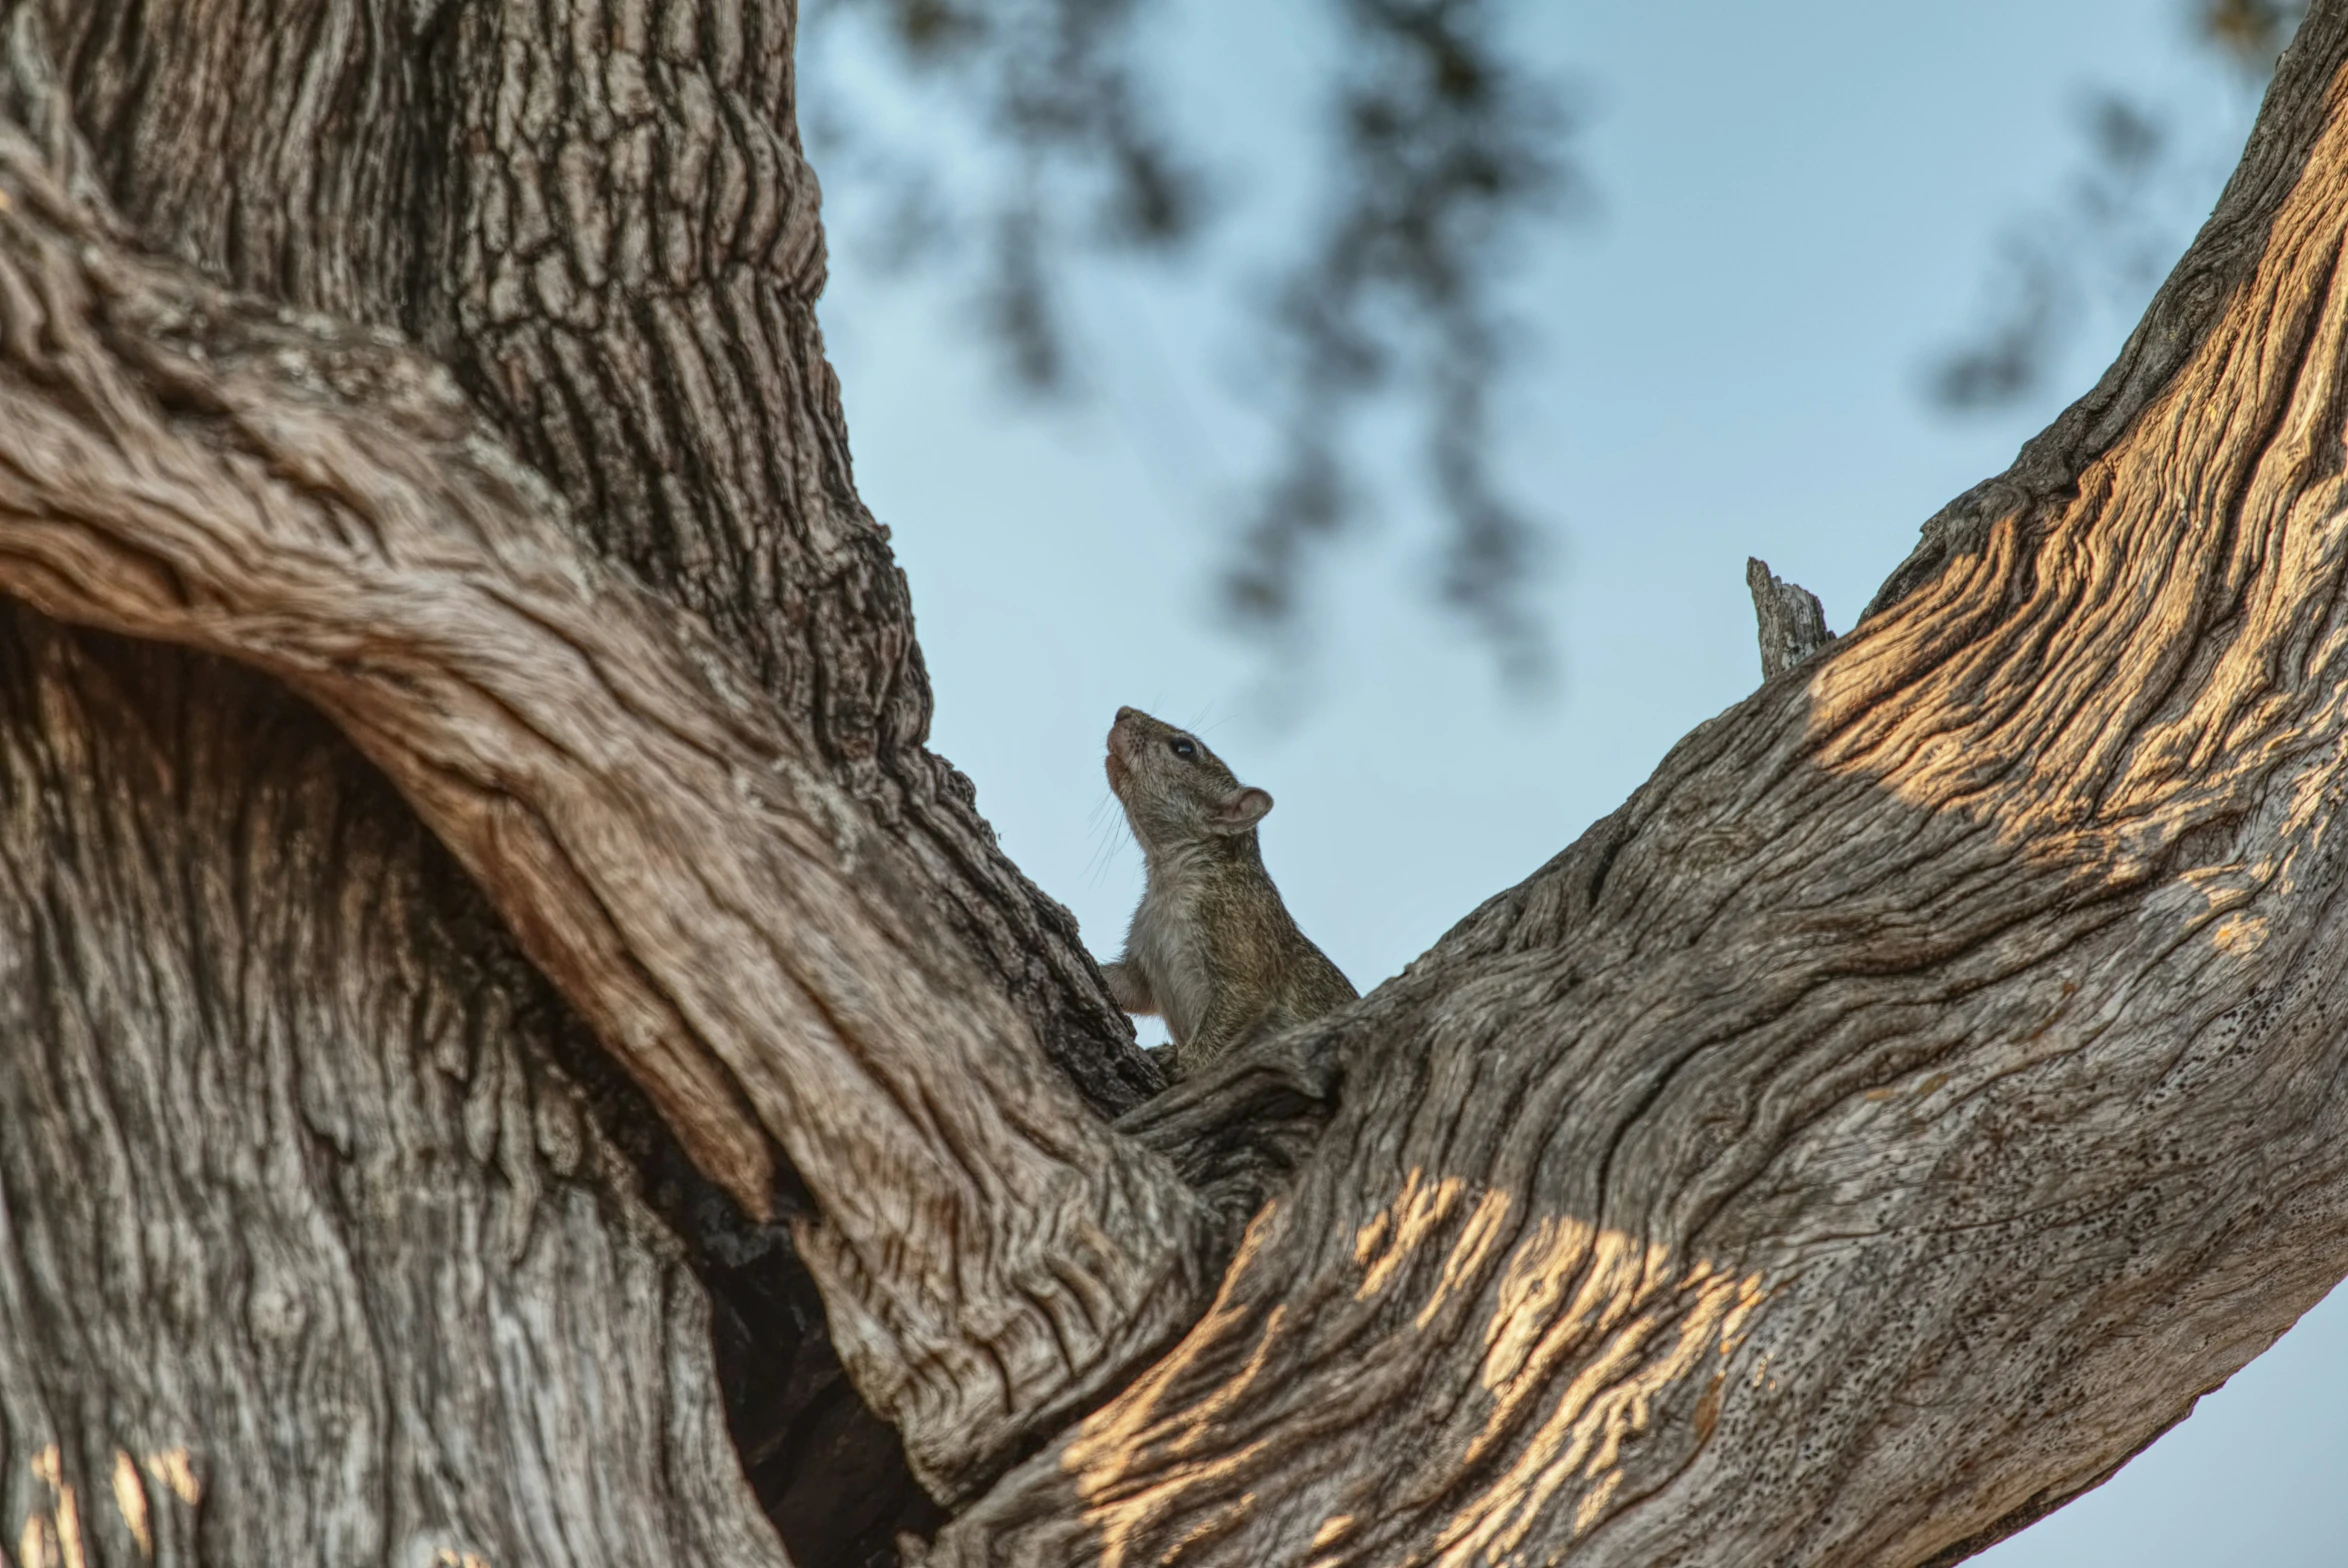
[413,0,1161,1114]
[1,0,1149,1557]
[10,0,2348,1564]
[0,119,1216,1501]
[0,612,788,1568]
[48,0,1156,1120]
[925,14,2348,1561]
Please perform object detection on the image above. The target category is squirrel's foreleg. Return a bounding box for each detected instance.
[1101,958,1160,1016]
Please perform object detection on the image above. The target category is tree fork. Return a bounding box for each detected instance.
[928,11,2348,1562]
[6,1,2348,1566]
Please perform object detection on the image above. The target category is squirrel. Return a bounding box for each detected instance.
[1099,706,1357,1077]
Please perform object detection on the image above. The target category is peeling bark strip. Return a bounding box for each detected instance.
[0,130,1214,1503]
[931,12,2348,1565]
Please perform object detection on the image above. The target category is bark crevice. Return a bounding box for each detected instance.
[13,0,2348,1563]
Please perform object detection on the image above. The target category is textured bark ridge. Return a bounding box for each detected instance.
[0,120,1215,1504]
[13,0,2348,1561]
[0,614,788,1568]
[918,13,2348,1562]
[48,0,1156,1119]
[7,0,1151,1555]
[419,0,1160,1114]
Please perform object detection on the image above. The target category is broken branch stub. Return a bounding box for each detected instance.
[1747,555,1837,679]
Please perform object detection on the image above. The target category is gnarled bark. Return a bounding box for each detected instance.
[0,109,1215,1505]
[12,0,2348,1564]
[0,611,789,1568]
[3,0,1155,1555]
[927,14,2348,1562]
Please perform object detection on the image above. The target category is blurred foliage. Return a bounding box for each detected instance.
[2200,0,2312,71]
[804,1,2317,679]
[804,0,1210,389]
[800,0,1575,685]
[1225,0,1573,687]
[1928,1,2307,414]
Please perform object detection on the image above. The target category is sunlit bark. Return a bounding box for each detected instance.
[9,0,2348,1565]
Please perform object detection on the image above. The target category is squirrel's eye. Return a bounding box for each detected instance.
[1171,739,1197,760]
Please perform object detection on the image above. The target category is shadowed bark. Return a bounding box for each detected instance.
[4,0,1155,1556]
[8,1,2348,1566]
[0,610,790,1567]
[0,116,1216,1504]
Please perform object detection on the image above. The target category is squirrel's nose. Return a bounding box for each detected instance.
[1114,705,1137,724]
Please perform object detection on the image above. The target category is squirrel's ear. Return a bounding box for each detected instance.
[1211,786,1273,833]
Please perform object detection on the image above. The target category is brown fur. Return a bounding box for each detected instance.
[1100,707,1357,1076]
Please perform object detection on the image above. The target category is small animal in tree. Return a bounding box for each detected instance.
[1100,706,1357,1077]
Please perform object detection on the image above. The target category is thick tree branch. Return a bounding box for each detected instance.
[422,0,1166,1116]
[30,0,1174,1537]
[19,0,2348,1559]
[926,8,2348,1561]
[0,128,1213,1504]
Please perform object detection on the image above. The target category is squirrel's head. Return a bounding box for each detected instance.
[1106,706,1272,854]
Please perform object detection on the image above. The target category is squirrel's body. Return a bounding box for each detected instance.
[1100,707,1356,1076]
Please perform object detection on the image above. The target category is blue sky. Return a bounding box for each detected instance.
[806,2,2348,1558]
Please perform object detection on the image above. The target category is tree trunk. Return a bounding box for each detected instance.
[8,3,2348,1568]
[0,0,1154,1559]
